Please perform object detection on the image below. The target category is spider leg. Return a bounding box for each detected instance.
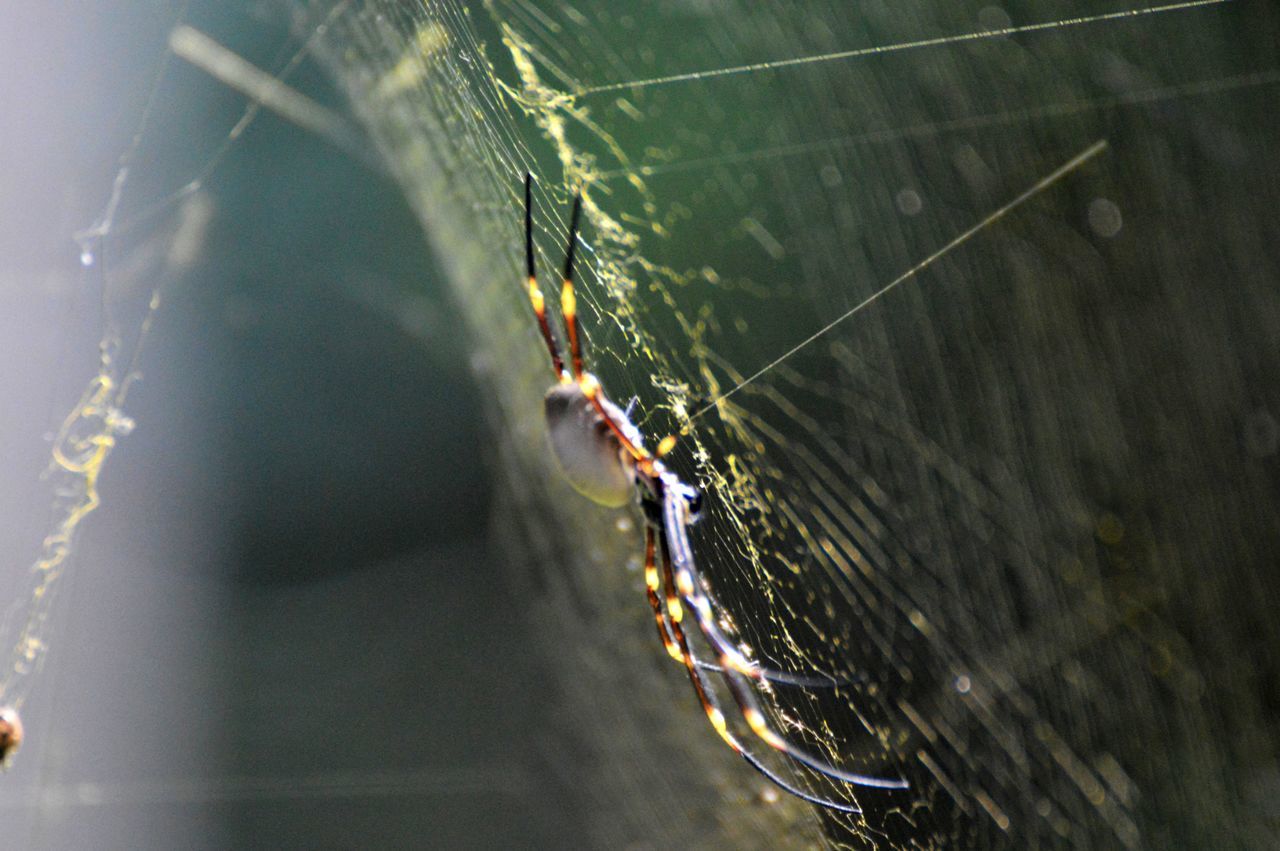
[527,178,658,462]
[661,488,909,792]
[644,525,685,664]
[542,192,666,468]
[651,481,860,689]
[692,659,861,689]
[523,173,567,378]
[559,189,586,379]
[655,534,864,814]
[680,589,862,686]
[646,526,838,686]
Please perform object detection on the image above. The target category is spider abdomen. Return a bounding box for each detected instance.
[544,382,636,507]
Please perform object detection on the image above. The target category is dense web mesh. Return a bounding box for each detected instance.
[5,0,1279,848]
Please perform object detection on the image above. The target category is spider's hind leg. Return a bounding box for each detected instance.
[651,532,867,813]
[559,189,586,378]
[522,173,566,378]
[659,490,908,793]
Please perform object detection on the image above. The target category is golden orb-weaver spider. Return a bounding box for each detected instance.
[521,174,907,812]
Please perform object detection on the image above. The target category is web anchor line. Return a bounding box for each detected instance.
[689,138,1110,423]
[575,1,1231,97]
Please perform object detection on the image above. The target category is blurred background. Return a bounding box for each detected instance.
[1,1,1278,848]
[0,2,577,847]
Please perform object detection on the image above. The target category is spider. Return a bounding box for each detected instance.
[520,174,907,813]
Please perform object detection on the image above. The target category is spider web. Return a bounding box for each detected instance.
[295,0,1278,846]
[4,0,1280,848]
